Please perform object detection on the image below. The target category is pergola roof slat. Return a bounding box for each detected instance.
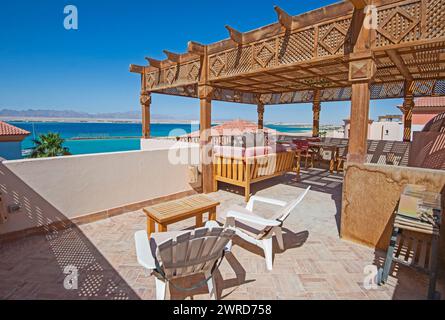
[133,0,445,105]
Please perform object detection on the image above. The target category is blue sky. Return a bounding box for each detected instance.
[0,0,403,125]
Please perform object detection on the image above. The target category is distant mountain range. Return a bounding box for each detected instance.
[0,109,178,120]
[0,108,320,125]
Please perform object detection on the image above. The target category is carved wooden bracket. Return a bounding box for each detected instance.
[348,53,376,82]
[129,64,145,74]
[140,92,151,106]
[187,41,206,56]
[198,85,214,100]
[163,50,181,63]
[225,25,243,44]
[274,6,293,29]
[145,57,162,69]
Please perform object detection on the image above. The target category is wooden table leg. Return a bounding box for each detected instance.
[158,224,167,232]
[196,214,203,227]
[209,208,216,221]
[329,158,335,173]
[147,217,155,237]
[295,152,301,176]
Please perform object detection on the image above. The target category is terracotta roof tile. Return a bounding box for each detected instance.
[413,97,445,108]
[0,121,30,136]
[187,119,275,137]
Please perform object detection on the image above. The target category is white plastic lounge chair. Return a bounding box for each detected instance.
[221,186,310,270]
[134,221,234,300]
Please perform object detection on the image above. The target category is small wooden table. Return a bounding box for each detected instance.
[143,194,220,236]
[308,141,341,173]
[378,185,442,299]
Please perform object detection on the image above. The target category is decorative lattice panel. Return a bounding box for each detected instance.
[164,66,177,85]
[209,54,226,79]
[145,59,200,90]
[317,18,351,57]
[226,45,253,77]
[278,29,315,64]
[160,85,198,98]
[145,72,158,90]
[376,0,421,46]
[253,39,277,69]
[370,81,405,99]
[425,0,445,39]
[433,79,445,95]
[320,87,351,101]
[412,79,436,96]
[212,88,257,104]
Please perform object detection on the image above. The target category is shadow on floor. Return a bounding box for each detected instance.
[166,228,309,300]
[167,252,255,300]
[0,164,139,300]
[217,165,344,235]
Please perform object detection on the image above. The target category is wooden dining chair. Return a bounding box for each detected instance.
[293,139,314,169]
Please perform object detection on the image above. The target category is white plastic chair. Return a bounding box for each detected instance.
[134,221,234,300]
[221,186,310,270]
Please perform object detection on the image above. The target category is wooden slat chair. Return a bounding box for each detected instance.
[336,145,349,172]
[134,221,234,300]
[220,186,310,270]
[292,139,314,169]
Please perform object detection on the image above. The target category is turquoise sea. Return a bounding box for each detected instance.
[8,122,310,156]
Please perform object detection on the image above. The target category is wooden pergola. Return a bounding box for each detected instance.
[131,0,445,193]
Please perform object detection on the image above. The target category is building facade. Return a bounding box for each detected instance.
[0,121,30,160]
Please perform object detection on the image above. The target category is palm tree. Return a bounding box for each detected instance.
[30,132,71,158]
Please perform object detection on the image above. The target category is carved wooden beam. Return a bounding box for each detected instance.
[274,6,293,29]
[145,57,162,68]
[348,0,368,9]
[163,50,181,63]
[225,25,243,44]
[344,7,366,54]
[386,49,413,82]
[129,64,145,74]
[187,41,206,55]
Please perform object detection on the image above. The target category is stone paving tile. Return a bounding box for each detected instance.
[0,169,443,300]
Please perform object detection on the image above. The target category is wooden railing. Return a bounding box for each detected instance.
[159,134,411,167]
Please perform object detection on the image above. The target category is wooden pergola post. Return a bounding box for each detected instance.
[312,90,321,137]
[346,3,376,163]
[348,82,371,162]
[140,92,151,138]
[199,85,213,193]
[257,103,264,129]
[402,81,414,142]
[193,42,214,194]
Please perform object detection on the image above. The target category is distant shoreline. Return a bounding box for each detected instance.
[1,116,319,127]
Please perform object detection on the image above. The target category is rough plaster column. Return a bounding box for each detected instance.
[198,85,214,194]
[312,90,321,137]
[140,92,151,139]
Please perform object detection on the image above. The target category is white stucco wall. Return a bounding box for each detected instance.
[368,121,403,141]
[344,122,404,141]
[140,138,197,150]
[0,145,199,234]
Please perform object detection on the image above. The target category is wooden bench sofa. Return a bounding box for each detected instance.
[213,146,296,201]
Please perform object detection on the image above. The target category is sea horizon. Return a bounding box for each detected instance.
[7,121,315,156]
[1,116,320,126]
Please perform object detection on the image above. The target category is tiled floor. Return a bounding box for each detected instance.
[0,168,442,299]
